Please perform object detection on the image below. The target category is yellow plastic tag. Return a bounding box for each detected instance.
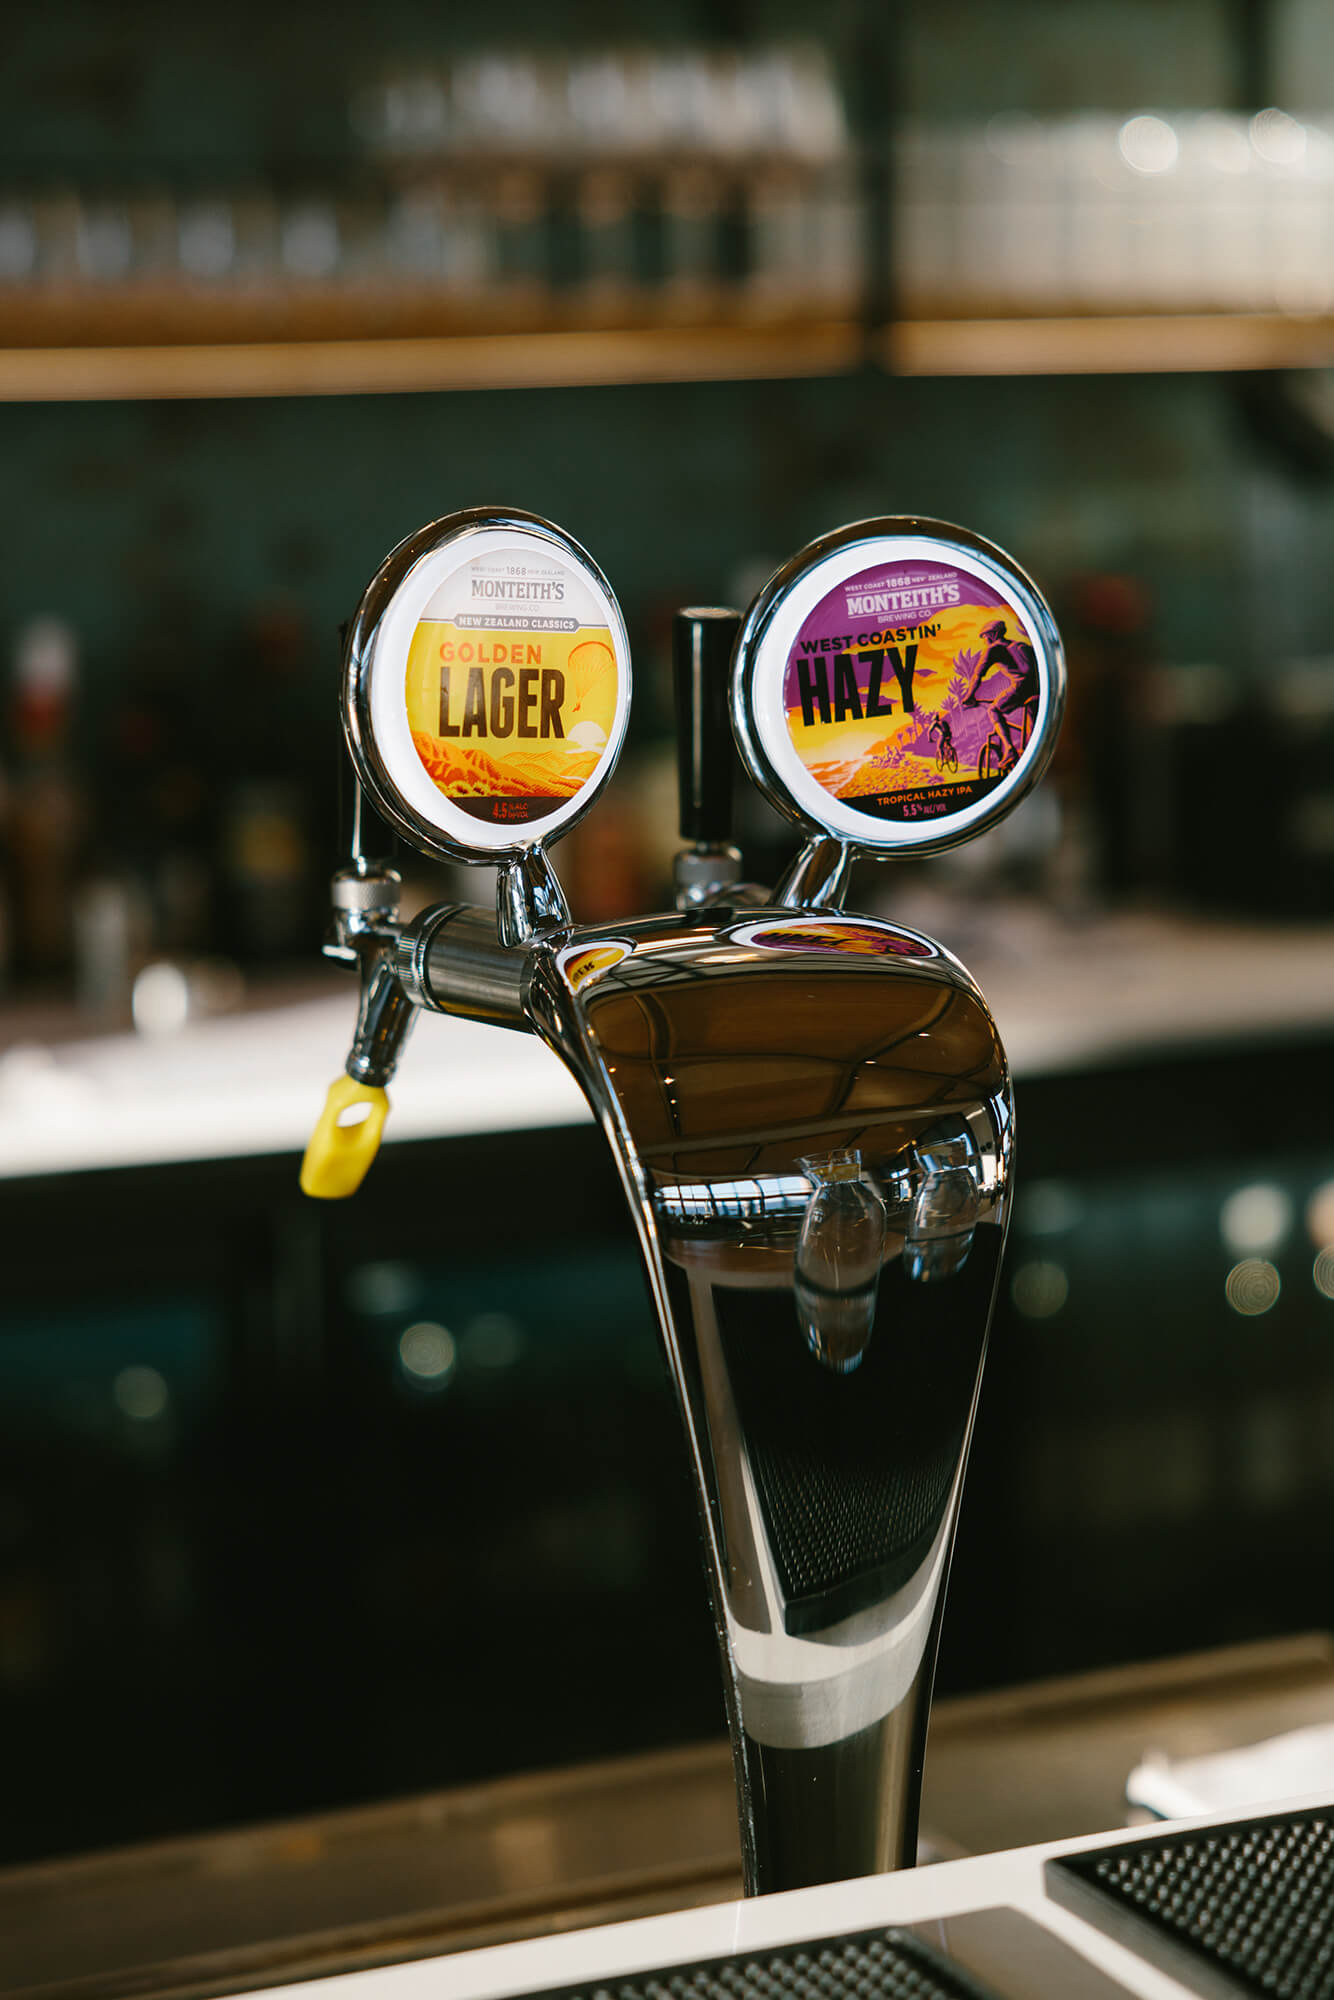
[300,1075,390,1199]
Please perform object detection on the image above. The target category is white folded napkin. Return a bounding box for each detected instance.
[1127,1722,1334,1820]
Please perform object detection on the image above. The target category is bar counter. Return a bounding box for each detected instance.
[5,1636,1331,2000]
[1,909,1332,1181]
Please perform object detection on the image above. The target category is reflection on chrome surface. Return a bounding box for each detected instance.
[524,908,1011,1893]
[795,1149,887,1375]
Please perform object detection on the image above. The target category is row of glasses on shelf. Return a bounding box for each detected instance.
[353,42,849,165]
[5,90,1333,323]
[0,166,863,319]
[900,108,1334,316]
[0,42,858,321]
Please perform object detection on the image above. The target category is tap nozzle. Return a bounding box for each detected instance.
[326,861,402,960]
[302,860,418,1200]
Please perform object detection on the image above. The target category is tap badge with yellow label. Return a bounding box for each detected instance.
[782,556,1039,824]
[348,512,632,862]
[404,547,621,828]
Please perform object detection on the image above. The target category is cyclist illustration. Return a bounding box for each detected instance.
[962,618,1039,780]
[926,711,958,772]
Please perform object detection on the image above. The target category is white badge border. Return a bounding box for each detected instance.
[745,533,1056,851]
[366,523,632,856]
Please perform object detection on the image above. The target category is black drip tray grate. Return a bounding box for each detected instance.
[524,1925,998,2000]
[1046,1806,1334,1999]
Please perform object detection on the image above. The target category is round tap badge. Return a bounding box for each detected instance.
[344,510,631,862]
[732,520,1064,856]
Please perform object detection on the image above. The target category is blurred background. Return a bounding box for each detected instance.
[3,0,1334,1875]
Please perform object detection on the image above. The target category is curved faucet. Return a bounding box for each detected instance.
[302,509,1064,1896]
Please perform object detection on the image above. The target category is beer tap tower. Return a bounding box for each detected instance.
[303,507,1065,1894]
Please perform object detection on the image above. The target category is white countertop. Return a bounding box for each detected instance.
[0,908,1330,1181]
[220,1790,1334,2000]
[0,988,590,1180]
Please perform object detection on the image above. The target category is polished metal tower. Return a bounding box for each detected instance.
[303,508,1065,1894]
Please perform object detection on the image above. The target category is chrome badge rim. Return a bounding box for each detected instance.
[731,516,1065,858]
[343,507,633,865]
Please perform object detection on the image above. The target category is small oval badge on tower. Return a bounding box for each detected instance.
[732,519,1065,857]
[344,509,632,863]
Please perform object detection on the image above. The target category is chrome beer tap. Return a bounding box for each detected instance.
[303,507,1065,1894]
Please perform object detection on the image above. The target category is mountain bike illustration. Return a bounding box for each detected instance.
[963,618,1039,783]
[927,713,958,773]
[977,698,1035,781]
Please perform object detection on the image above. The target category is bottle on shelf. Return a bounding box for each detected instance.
[5,616,85,989]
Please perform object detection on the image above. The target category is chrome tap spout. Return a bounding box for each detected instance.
[326,863,416,1089]
[403,901,1012,1894]
[528,910,1009,1890]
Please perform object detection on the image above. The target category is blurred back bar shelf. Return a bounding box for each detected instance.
[9,93,1334,397]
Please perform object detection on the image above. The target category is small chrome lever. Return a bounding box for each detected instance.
[672,606,743,910]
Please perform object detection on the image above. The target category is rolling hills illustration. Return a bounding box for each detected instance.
[412,732,599,801]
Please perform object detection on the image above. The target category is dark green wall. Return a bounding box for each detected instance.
[5,0,1334,180]
[0,367,1314,752]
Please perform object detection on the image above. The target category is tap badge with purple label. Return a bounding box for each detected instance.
[732,522,1065,857]
[785,558,1037,821]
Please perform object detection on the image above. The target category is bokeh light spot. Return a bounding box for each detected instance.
[465,1312,524,1369]
[1225,1259,1281,1316]
[1011,1261,1069,1318]
[1220,1183,1291,1257]
[113,1365,170,1422]
[1119,114,1179,174]
[1306,1181,1334,1249]
[398,1321,457,1387]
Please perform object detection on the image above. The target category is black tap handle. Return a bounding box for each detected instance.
[674,606,741,845]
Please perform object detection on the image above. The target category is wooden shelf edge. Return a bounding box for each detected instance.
[0,322,864,402]
[889,311,1334,376]
[3,311,1333,401]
